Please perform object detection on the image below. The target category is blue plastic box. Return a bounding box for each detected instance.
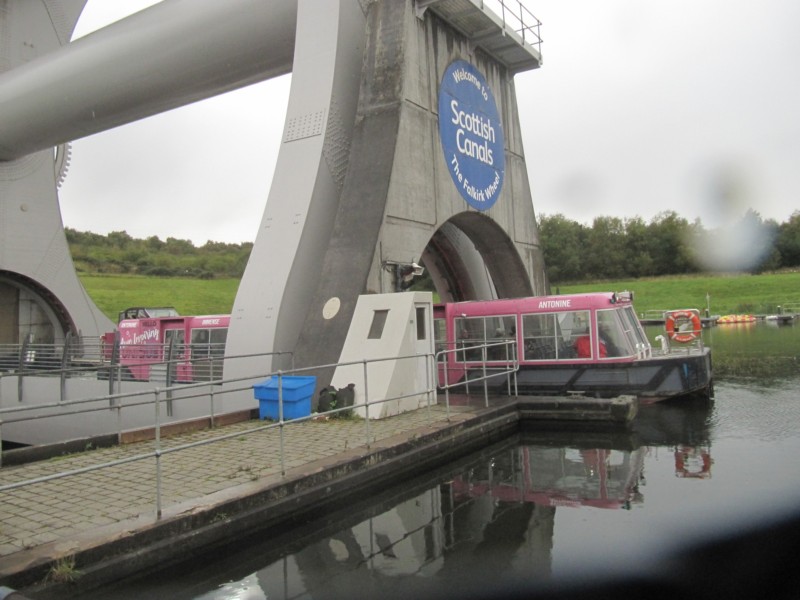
[254,375,316,420]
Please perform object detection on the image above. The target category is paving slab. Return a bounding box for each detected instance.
[0,396,511,594]
[0,393,633,596]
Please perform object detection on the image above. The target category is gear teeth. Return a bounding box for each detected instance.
[55,142,72,188]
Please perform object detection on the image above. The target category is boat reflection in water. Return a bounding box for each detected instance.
[232,402,716,600]
[142,325,794,600]
[450,445,645,511]
[85,400,717,600]
[674,445,713,479]
[202,440,655,599]
[235,434,711,599]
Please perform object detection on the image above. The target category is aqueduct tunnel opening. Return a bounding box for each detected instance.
[0,272,72,345]
[421,214,533,303]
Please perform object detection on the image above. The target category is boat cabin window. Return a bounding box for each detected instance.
[190,327,228,381]
[522,310,590,361]
[596,309,635,358]
[190,327,228,356]
[454,315,516,362]
[164,329,185,347]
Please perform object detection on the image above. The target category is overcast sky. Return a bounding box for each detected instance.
[59,0,799,246]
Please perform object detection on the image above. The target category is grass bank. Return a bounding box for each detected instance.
[79,271,800,322]
[79,275,240,320]
[555,271,800,317]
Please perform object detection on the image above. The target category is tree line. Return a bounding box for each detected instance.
[65,229,253,279]
[538,210,800,284]
[66,209,800,282]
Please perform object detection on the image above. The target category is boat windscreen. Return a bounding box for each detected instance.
[620,305,651,355]
[597,309,635,358]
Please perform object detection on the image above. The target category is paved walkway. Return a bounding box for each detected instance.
[0,401,485,572]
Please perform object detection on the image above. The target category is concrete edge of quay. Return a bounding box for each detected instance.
[2,404,521,597]
[1,394,637,598]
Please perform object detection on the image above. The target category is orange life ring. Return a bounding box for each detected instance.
[665,310,702,343]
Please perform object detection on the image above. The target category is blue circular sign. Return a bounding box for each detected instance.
[438,61,505,211]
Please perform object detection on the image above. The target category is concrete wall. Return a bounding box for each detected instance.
[0,1,548,432]
[375,5,546,298]
[0,0,114,343]
[293,0,547,380]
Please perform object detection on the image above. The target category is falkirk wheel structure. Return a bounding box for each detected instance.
[0,0,547,379]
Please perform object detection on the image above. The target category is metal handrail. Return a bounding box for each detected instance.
[436,339,519,416]
[0,342,508,494]
[778,302,800,314]
[0,350,444,517]
[0,338,514,518]
[0,338,295,403]
[485,0,543,54]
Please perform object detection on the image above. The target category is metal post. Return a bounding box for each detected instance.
[209,384,216,428]
[513,361,518,398]
[155,388,162,446]
[17,334,31,402]
[60,332,72,402]
[165,337,175,416]
[482,344,489,407]
[116,395,123,444]
[278,371,286,476]
[424,352,432,423]
[363,359,371,449]
[442,351,451,421]
[155,388,162,519]
[462,341,471,396]
[505,340,512,396]
[109,331,120,397]
[488,453,494,499]
[155,449,163,519]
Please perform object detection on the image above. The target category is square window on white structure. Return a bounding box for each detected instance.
[368,309,389,339]
[416,307,427,340]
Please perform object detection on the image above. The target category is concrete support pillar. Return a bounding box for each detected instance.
[292,1,547,380]
[0,0,547,393]
[0,0,113,342]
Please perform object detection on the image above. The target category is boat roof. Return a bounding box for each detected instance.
[118,307,180,320]
[440,292,633,314]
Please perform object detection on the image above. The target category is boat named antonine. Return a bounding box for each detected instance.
[434,292,713,403]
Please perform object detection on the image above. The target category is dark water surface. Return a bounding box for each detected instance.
[83,322,800,599]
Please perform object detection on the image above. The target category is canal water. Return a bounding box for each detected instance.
[82,321,800,599]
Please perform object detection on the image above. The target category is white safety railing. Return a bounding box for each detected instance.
[484,0,543,54]
[0,341,518,519]
[0,336,294,403]
[436,339,519,418]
